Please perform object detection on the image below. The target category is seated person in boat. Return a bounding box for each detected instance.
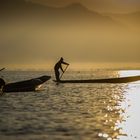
[54,57,69,81]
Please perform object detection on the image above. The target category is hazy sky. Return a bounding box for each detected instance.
[0,0,140,70]
[1,24,140,70]
[31,0,140,13]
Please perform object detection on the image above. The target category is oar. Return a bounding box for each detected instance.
[60,65,69,80]
[0,68,5,72]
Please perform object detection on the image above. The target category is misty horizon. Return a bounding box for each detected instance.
[0,0,140,70]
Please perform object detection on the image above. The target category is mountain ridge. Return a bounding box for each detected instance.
[0,0,122,28]
[0,0,110,18]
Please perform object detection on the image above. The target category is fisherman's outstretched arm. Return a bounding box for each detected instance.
[62,62,69,65]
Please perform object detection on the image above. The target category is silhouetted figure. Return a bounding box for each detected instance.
[54,57,69,81]
[0,78,5,92]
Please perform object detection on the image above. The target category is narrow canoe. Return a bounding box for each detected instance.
[55,75,140,83]
[3,75,51,93]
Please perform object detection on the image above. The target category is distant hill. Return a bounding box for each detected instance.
[0,0,47,15]
[108,11,140,28]
[0,0,121,29]
[57,3,115,23]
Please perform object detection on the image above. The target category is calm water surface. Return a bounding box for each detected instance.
[0,70,140,140]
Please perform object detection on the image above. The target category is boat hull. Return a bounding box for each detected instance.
[3,75,51,93]
[55,76,140,83]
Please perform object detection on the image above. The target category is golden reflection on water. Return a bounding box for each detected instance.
[72,90,126,139]
[98,70,140,140]
[96,84,127,140]
[63,70,140,140]
[117,81,140,140]
[94,70,135,140]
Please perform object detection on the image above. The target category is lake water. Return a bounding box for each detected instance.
[0,70,140,140]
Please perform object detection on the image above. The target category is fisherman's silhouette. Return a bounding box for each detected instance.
[0,78,5,94]
[54,57,69,81]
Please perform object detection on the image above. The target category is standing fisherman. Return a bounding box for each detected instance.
[54,57,69,81]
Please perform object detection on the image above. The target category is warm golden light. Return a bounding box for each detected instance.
[0,0,140,70]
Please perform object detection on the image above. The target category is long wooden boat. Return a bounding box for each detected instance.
[2,75,51,93]
[55,75,140,83]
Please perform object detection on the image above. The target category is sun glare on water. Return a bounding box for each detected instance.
[119,70,140,77]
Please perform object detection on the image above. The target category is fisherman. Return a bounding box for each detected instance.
[54,57,69,81]
[0,78,5,94]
